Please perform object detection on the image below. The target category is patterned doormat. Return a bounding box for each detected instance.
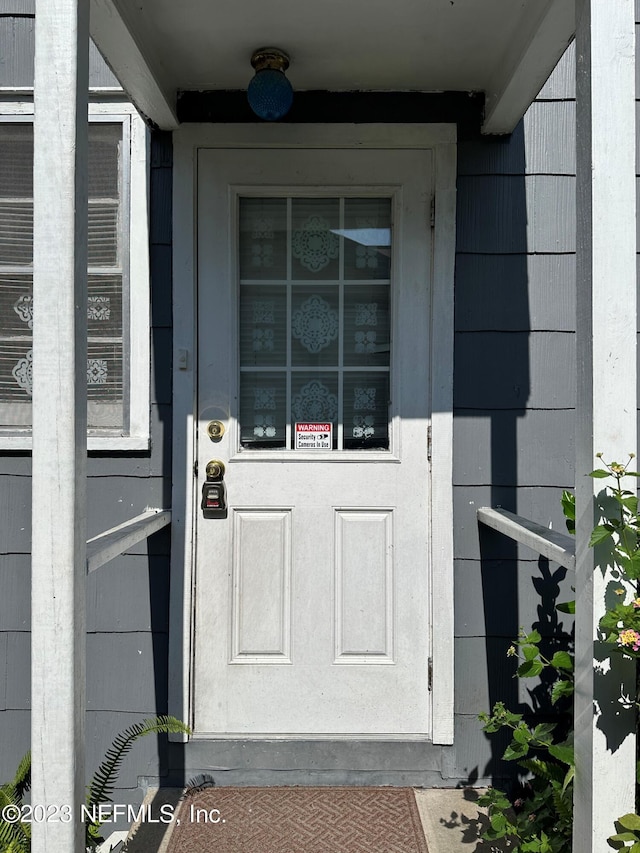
[166,787,430,853]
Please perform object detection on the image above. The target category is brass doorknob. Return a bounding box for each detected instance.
[207,420,225,441]
[205,459,225,480]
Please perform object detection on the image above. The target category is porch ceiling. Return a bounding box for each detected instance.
[90,0,574,132]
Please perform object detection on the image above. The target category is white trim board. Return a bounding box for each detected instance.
[482,0,574,134]
[90,0,178,129]
[86,509,171,573]
[477,507,576,570]
[573,0,637,848]
[169,124,456,746]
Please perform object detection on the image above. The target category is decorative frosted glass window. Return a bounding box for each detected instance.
[239,197,391,450]
[0,110,149,449]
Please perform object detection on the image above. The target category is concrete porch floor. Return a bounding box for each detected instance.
[116,786,502,853]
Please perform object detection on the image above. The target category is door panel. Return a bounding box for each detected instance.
[194,148,433,737]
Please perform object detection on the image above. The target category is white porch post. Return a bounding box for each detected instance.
[32,1,89,852]
[574,0,637,850]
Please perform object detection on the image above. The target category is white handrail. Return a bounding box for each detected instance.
[477,506,575,570]
[86,509,172,573]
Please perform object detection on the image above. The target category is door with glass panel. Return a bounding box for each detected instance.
[194,148,433,737]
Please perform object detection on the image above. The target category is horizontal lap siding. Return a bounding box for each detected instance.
[455,331,575,409]
[455,558,573,638]
[0,6,120,88]
[0,131,172,808]
[457,174,575,253]
[0,16,34,86]
[86,711,173,789]
[450,44,577,785]
[455,254,575,331]
[454,410,574,486]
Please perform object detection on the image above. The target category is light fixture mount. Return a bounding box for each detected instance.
[250,47,290,74]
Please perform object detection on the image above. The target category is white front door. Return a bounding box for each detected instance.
[193,147,433,737]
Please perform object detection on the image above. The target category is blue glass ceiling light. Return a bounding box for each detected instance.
[247,48,293,121]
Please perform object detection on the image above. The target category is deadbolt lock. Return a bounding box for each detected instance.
[207,420,225,441]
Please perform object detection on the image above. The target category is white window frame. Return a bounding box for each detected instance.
[0,101,150,450]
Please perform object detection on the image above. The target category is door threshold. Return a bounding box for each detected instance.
[191,732,433,742]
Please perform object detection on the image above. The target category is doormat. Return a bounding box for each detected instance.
[166,787,430,853]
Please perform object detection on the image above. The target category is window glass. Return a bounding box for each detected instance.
[0,122,126,432]
[238,196,392,451]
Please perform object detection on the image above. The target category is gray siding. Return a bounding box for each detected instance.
[0,3,121,89]
[0,131,172,809]
[452,45,577,785]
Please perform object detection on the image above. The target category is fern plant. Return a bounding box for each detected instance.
[0,715,190,852]
[85,715,190,848]
[0,752,31,853]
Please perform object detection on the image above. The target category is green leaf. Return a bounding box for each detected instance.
[589,525,614,546]
[519,756,564,784]
[561,490,575,520]
[512,725,531,744]
[490,811,508,833]
[10,753,30,799]
[550,651,573,671]
[556,599,575,614]
[517,659,544,678]
[477,789,511,811]
[548,742,574,765]
[503,740,529,761]
[590,469,611,478]
[618,528,640,555]
[521,841,545,852]
[620,552,640,580]
[551,679,574,704]
[523,629,542,644]
[600,608,624,631]
[522,644,540,661]
[620,495,638,514]
[608,836,628,850]
[531,722,556,740]
[618,814,640,831]
[86,716,191,810]
[561,765,575,795]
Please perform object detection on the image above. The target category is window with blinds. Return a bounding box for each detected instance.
[0,120,130,436]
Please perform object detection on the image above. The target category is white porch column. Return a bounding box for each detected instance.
[32,2,89,852]
[574,1,637,850]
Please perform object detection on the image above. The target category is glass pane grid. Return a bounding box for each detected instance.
[0,122,126,432]
[239,195,391,452]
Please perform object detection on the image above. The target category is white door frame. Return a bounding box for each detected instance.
[168,124,456,746]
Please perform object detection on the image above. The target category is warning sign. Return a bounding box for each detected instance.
[295,422,332,450]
